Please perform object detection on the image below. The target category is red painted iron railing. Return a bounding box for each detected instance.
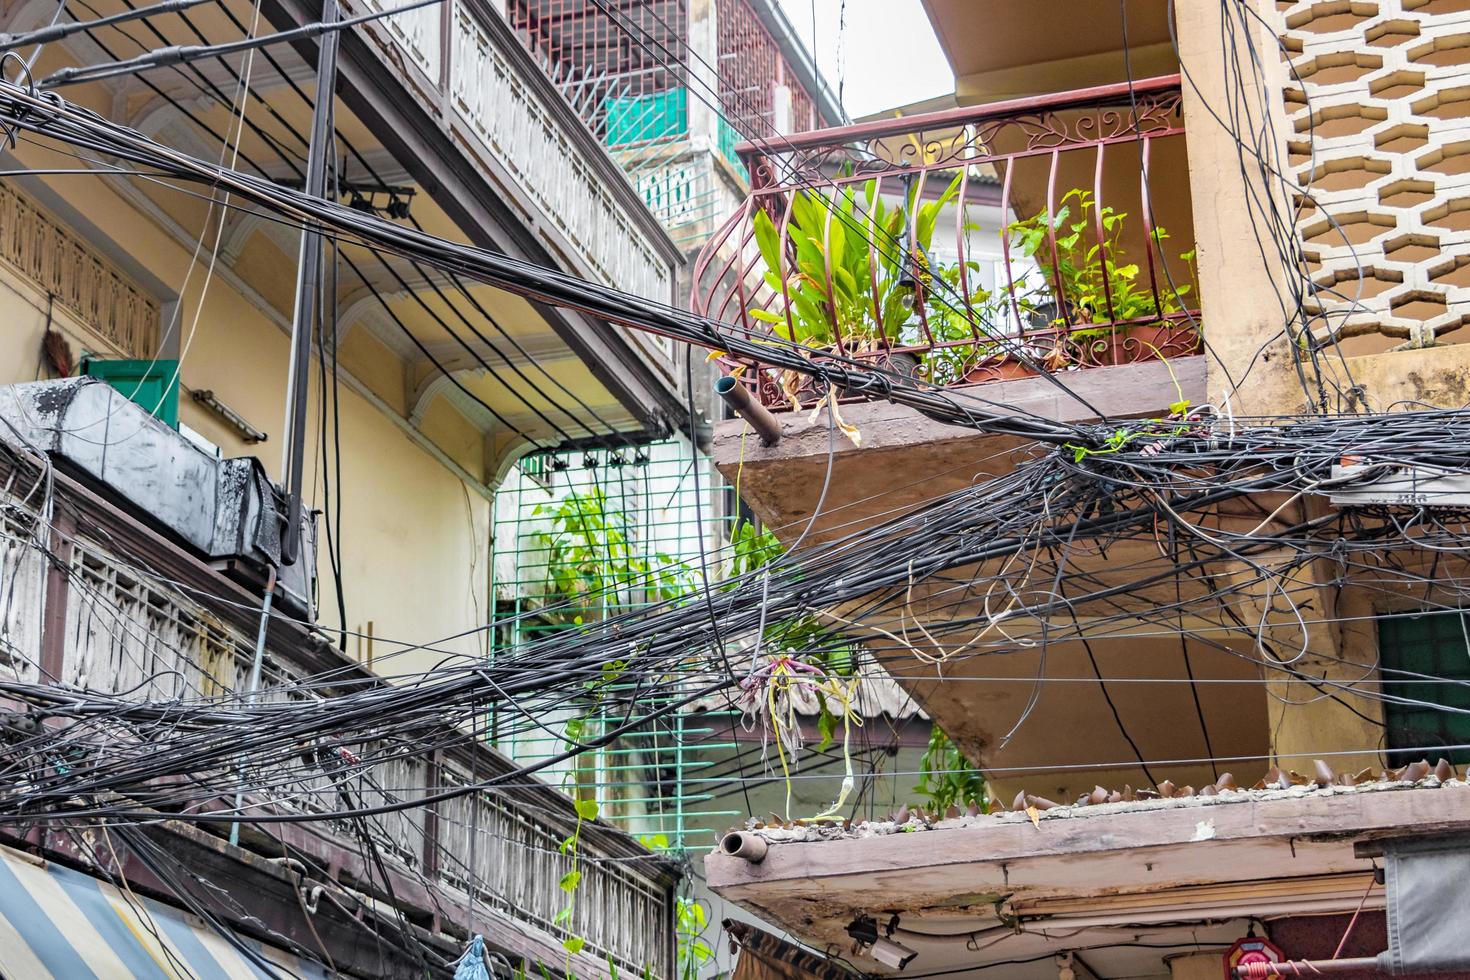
[508,0,826,152]
[691,75,1200,411]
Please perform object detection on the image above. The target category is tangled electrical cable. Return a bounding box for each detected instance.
[6,396,1470,826]
[6,46,1470,979]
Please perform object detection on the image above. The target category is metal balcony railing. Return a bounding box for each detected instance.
[0,440,677,978]
[692,76,1201,410]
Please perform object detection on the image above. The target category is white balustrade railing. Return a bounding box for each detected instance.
[0,184,160,358]
[369,0,442,81]
[448,3,672,302]
[0,476,675,977]
[354,0,674,306]
[437,767,675,978]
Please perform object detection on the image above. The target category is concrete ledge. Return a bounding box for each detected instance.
[713,356,1207,466]
[707,782,1468,914]
[712,357,1207,543]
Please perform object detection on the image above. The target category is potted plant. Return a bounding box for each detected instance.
[745,174,1103,394]
[917,262,1048,384]
[1008,189,1199,368]
[747,175,967,366]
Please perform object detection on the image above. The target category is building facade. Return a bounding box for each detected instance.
[700,0,1470,977]
[0,0,703,972]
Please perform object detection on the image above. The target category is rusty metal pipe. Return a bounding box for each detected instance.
[720,831,768,863]
[715,376,780,447]
[1234,958,1380,977]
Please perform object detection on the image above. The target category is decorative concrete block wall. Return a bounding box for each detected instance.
[1274,0,1470,348]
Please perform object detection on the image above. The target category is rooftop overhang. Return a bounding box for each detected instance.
[707,781,1470,978]
[919,0,1180,105]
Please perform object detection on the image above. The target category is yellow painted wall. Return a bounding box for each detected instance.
[0,165,491,680]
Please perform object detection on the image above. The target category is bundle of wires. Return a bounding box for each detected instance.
[5,398,1470,826]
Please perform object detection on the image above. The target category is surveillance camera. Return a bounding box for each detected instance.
[870,936,917,971]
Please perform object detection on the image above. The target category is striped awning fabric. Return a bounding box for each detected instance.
[0,843,331,979]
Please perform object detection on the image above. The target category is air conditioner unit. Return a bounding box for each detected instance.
[0,378,317,618]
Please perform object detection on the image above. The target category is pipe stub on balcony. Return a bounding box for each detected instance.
[720,831,768,863]
[715,376,781,448]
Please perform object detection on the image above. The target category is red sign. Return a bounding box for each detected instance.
[1224,937,1285,979]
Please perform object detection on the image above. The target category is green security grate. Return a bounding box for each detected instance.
[717,116,746,180]
[489,438,739,850]
[1376,609,1470,767]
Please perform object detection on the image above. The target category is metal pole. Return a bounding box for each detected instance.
[281,0,341,566]
[229,566,277,847]
[1234,958,1381,977]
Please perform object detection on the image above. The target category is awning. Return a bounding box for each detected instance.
[725,919,865,980]
[0,843,331,979]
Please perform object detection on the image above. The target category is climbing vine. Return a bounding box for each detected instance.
[555,796,601,965]
[913,725,988,813]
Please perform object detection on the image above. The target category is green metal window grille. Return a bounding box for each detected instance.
[1376,609,1470,766]
[489,439,738,851]
[605,88,690,148]
[717,116,746,180]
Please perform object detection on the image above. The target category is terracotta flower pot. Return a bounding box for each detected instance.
[878,350,923,378]
[1063,324,1201,368]
[963,354,1039,385]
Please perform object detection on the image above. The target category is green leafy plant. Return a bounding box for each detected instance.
[676,898,713,980]
[917,262,1039,384]
[725,517,783,581]
[532,491,696,912]
[533,488,694,627]
[745,174,1063,391]
[748,174,963,351]
[1008,188,1193,334]
[913,725,988,813]
[555,797,602,966]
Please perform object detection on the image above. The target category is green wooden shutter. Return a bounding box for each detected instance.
[1376,610,1470,766]
[82,358,180,429]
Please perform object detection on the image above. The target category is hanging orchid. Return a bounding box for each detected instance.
[738,652,863,821]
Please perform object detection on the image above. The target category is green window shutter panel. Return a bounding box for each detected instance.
[83,358,180,429]
[604,88,688,148]
[717,116,747,180]
[1376,610,1470,767]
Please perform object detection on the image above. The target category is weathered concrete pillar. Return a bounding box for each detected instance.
[1224,548,1383,779]
[1173,0,1311,417]
[687,0,719,154]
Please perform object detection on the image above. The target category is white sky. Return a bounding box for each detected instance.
[774,0,955,119]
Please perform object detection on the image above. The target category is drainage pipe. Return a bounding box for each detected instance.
[720,831,769,863]
[715,376,781,447]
